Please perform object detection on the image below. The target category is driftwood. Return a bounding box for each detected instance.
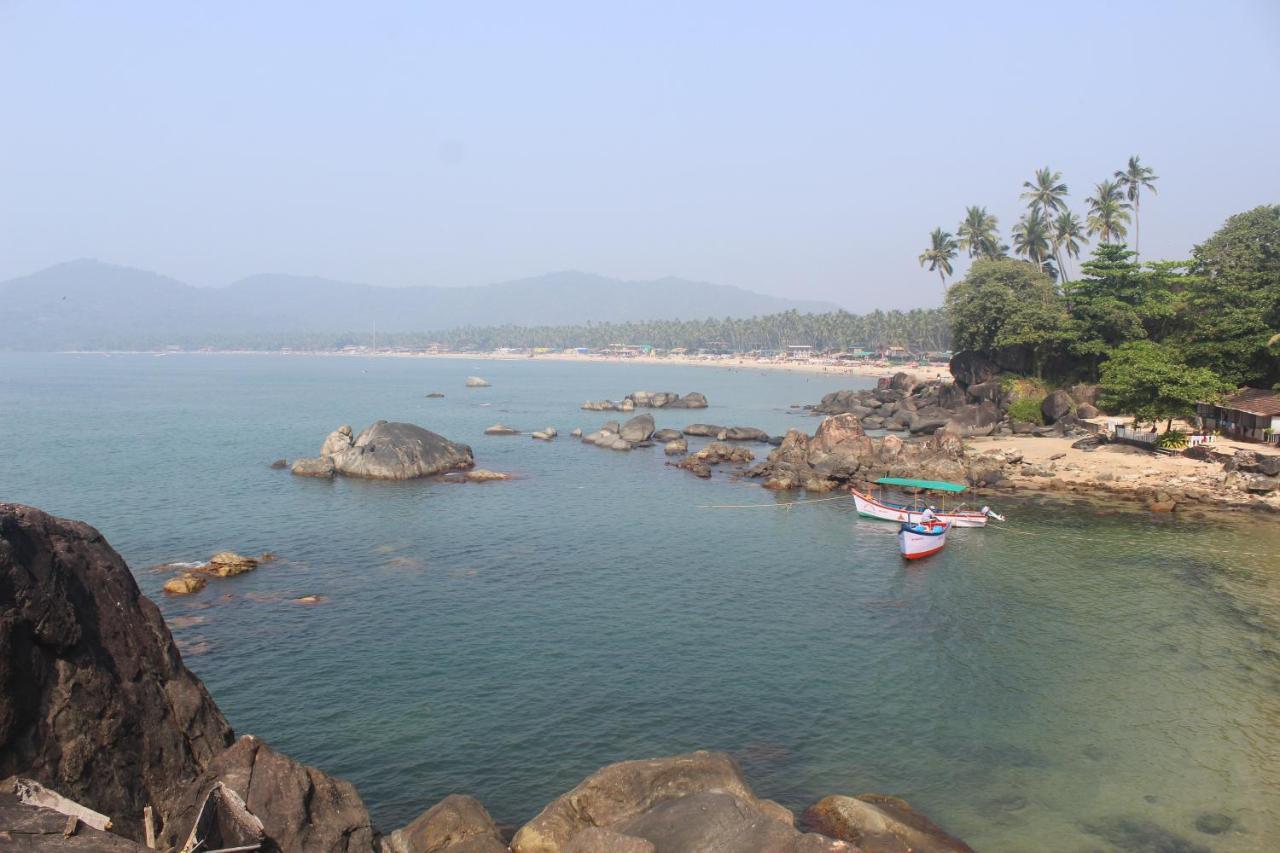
[179,782,265,853]
[144,805,157,848]
[10,777,113,831]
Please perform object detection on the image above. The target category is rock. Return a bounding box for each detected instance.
[1041,389,1075,424]
[269,458,288,469]
[383,794,507,853]
[164,573,208,595]
[602,421,622,435]
[652,429,682,442]
[1081,816,1209,853]
[484,424,520,436]
[717,426,770,442]
[292,456,337,478]
[889,372,918,393]
[1193,813,1235,835]
[321,424,355,457]
[1011,420,1038,435]
[1148,499,1177,512]
[510,751,783,853]
[679,460,713,478]
[564,827,656,853]
[683,424,726,437]
[465,376,490,387]
[581,400,617,411]
[949,351,1000,387]
[1076,402,1101,419]
[620,414,656,443]
[0,504,234,842]
[1069,383,1101,405]
[909,407,952,435]
[204,551,258,578]
[0,784,151,851]
[1072,434,1107,451]
[465,469,510,482]
[1238,452,1280,476]
[812,414,864,451]
[941,402,1001,438]
[608,438,632,451]
[330,421,475,480]
[426,392,446,398]
[664,439,688,455]
[615,791,849,853]
[964,379,1005,405]
[160,735,376,853]
[570,428,582,438]
[803,794,973,852]
[668,392,709,409]
[531,428,557,441]
[768,435,785,446]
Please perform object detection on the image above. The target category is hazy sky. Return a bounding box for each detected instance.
[2,1,1278,310]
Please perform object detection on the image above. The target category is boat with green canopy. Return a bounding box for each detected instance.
[851,477,1003,527]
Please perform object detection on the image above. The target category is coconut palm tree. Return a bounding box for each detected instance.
[1012,209,1053,272]
[1086,180,1132,244]
[918,228,959,291]
[957,206,1001,259]
[1021,167,1069,274]
[1053,211,1087,280]
[1114,155,1158,259]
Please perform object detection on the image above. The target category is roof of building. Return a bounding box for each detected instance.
[1214,387,1280,416]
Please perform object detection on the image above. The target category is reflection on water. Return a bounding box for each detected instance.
[1,354,1276,851]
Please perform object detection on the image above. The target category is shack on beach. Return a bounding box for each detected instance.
[1196,387,1280,445]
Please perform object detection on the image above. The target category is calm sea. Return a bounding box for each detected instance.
[1,353,1276,852]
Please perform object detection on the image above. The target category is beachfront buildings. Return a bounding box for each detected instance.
[1196,388,1280,445]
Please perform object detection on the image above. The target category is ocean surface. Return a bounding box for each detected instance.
[2,353,1277,852]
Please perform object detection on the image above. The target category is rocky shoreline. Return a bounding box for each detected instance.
[0,502,974,852]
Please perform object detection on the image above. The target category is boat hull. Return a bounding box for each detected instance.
[852,489,988,527]
[897,521,949,560]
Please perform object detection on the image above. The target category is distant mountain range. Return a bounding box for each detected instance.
[0,260,842,350]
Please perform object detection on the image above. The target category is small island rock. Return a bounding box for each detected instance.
[204,552,258,578]
[484,424,520,436]
[465,376,491,387]
[330,421,475,480]
[164,573,208,595]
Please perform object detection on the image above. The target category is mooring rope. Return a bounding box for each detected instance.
[697,495,852,509]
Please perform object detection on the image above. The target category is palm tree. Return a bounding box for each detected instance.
[1086,180,1132,244]
[1021,167,1069,274]
[918,228,958,291]
[957,206,1001,259]
[1053,211,1087,281]
[1114,155,1158,259]
[1012,209,1053,271]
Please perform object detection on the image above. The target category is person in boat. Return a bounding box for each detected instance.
[921,506,936,523]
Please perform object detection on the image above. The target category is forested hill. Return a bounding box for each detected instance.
[0,261,844,351]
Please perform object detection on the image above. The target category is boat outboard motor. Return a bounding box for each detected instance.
[981,505,1007,522]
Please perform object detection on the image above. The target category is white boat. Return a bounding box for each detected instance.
[897,519,949,560]
[851,477,1003,527]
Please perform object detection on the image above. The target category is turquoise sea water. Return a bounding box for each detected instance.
[1,353,1277,852]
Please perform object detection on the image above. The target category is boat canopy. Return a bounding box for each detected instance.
[874,477,967,493]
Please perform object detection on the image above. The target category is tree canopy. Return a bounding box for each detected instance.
[1098,341,1229,426]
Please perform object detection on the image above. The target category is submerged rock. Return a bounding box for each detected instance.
[269,458,288,469]
[1081,816,1209,853]
[426,392,446,398]
[466,469,510,482]
[803,794,973,852]
[0,504,234,841]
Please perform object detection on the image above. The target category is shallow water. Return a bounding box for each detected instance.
[1,353,1277,852]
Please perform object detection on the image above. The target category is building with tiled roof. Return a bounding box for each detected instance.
[1196,387,1280,444]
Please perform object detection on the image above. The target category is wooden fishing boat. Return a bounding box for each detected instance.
[851,477,1002,527]
[897,518,949,559]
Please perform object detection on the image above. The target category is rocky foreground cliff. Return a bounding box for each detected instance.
[0,503,973,852]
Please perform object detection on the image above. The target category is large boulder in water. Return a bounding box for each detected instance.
[160,735,377,853]
[321,424,355,456]
[291,456,337,478]
[803,794,973,852]
[330,421,474,480]
[682,423,726,437]
[717,426,770,442]
[465,376,490,387]
[0,504,234,842]
[619,413,656,443]
[383,793,506,853]
[667,392,709,409]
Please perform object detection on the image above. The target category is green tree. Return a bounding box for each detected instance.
[1053,211,1087,281]
[1012,208,1054,274]
[957,206,1001,259]
[945,258,1073,377]
[1021,167,1070,274]
[1086,180,1132,244]
[1182,204,1280,387]
[919,227,959,291]
[1099,340,1229,429]
[1114,155,1158,260]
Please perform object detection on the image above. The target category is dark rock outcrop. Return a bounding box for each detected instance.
[383,793,506,853]
[0,504,234,841]
[160,735,377,853]
[0,783,150,851]
[1041,389,1075,424]
[949,351,1000,387]
[803,794,973,852]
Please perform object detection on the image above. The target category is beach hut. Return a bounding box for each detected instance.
[1196,388,1280,445]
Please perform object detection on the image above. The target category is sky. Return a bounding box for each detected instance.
[2,1,1278,311]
